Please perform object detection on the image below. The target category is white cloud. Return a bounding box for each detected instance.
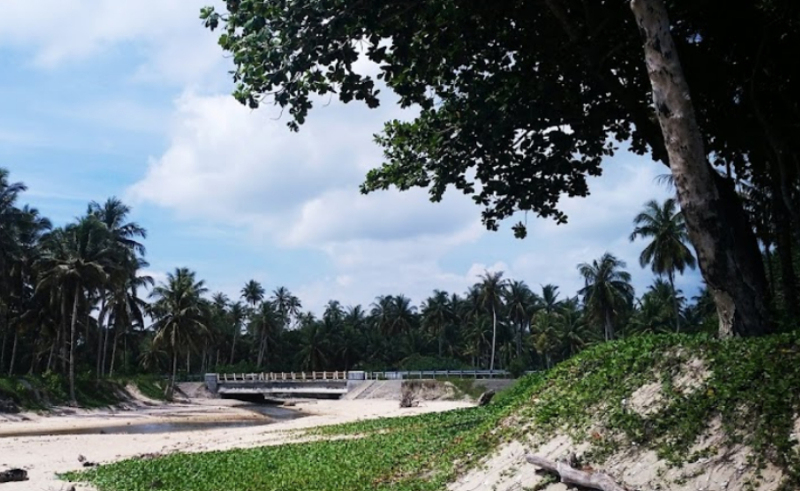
[128,87,693,313]
[0,0,225,86]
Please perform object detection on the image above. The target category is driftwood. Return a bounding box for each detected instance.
[0,469,28,483]
[477,390,495,406]
[525,454,628,491]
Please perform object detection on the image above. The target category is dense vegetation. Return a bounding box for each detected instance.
[2,167,799,401]
[66,333,800,491]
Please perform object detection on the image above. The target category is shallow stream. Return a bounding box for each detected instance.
[0,404,303,438]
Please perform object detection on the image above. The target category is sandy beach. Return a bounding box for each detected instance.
[0,396,473,491]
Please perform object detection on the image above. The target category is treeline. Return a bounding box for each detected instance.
[0,167,797,399]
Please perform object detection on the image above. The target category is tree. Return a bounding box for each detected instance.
[629,198,696,332]
[629,0,769,337]
[421,290,452,358]
[477,271,506,372]
[241,280,266,365]
[149,268,208,398]
[503,281,537,358]
[0,169,27,373]
[228,302,246,365]
[36,217,115,404]
[200,0,792,337]
[555,298,595,358]
[271,286,302,330]
[578,253,635,342]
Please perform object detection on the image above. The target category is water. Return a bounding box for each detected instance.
[0,404,305,438]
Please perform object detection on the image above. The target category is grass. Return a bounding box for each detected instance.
[0,373,170,410]
[64,332,800,491]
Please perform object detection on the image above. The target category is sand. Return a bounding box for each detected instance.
[0,397,472,491]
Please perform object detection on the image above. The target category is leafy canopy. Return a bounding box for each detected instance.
[200,1,798,239]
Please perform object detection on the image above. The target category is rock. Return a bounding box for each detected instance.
[0,398,19,414]
[477,390,496,406]
[0,468,28,483]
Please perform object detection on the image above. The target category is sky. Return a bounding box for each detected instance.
[0,0,702,314]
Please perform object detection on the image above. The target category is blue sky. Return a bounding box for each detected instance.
[0,0,702,313]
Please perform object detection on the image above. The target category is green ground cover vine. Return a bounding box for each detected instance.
[65,333,800,491]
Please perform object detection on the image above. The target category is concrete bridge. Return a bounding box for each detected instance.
[204,369,518,400]
[205,372,352,399]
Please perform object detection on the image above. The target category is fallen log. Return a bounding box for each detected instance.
[477,390,495,406]
[0,468,28,483]
[525,454,628,491]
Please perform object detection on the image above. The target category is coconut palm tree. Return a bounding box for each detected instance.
[369,295,395,335]
[421,290,452,357]
[555,297,595,357]
[228,301,246,365]
[252,300,281,368]
[629,198,696,332]
[540,284,562,314]
[389,295,417,339]
[0,169,27,371]
[272,286,302,330]
[149,267,208,398]
[504,280,538,357]
[36,217,116,404]
[241,280,265,364]
[578,253,634,342]
[5,206,51,375]
[104,259,153,376]
[477,271,506,372]
[88,197,147,256]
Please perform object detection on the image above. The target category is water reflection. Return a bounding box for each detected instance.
[0,404,304,438]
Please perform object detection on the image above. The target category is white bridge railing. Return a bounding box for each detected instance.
[219,371,348,383]
[212,369,523,384]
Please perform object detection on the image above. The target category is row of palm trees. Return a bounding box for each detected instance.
[1,166,708,398]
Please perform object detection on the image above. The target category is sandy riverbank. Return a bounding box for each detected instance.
[0,397,473,490]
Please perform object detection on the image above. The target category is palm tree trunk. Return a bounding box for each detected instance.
[96,298,107,378]
[438,324,443,358]
[69,285,81,405]
[101,321,112,376]
[109,329,118,377]
[764,246,776,300]
[490,306,497,372]
[46,339,55,373]
[186,351,191,375]
[60,293,68,374]
[7,330,18,376]
[669,272,681,333]
[168,349,177,400]
[0,320,7,373]
[604,311,613,342]
[229,326,237,365]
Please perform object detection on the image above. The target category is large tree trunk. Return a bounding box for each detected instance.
[69,286,80,405]
[631,0,771,337]
[604,311,613,342]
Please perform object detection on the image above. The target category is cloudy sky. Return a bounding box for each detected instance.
[0,0,701,313]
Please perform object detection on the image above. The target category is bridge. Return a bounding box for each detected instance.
[205,369,518,400]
